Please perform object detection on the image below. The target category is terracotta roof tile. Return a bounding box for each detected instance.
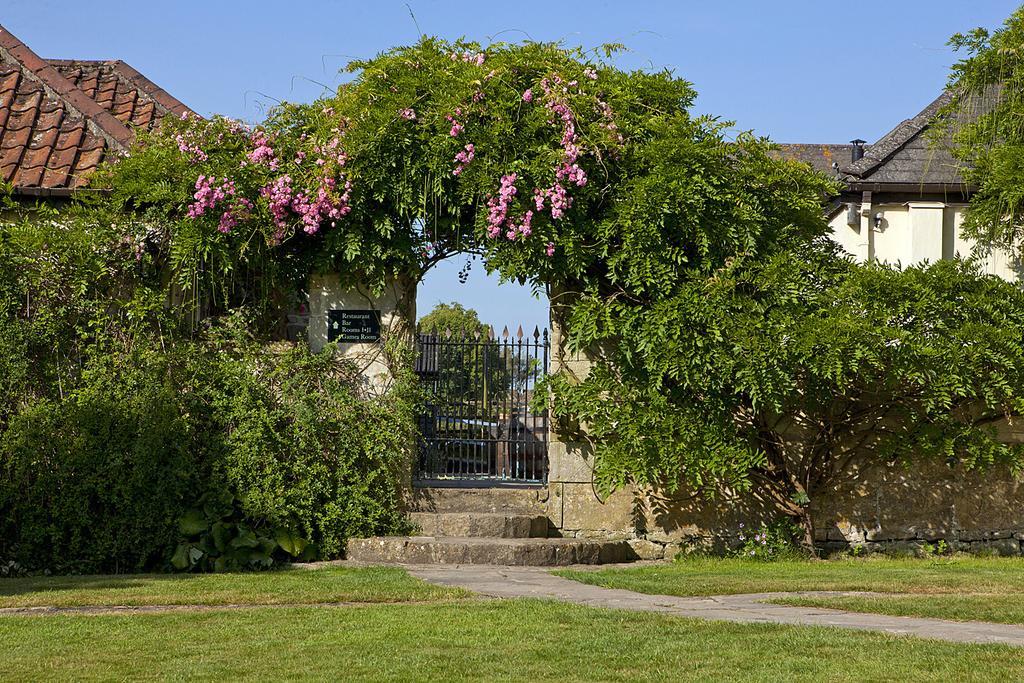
[0,23,194,194]
[48,58,192,132]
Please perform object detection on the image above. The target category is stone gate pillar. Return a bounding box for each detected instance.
[545,287,637,540]
[307,273,416,389]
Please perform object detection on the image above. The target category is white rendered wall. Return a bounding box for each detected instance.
[828,203,1021,282]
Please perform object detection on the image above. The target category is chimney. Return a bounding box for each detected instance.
[850,139,866,162]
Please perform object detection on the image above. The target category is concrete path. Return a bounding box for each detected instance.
[408,564,1024,647]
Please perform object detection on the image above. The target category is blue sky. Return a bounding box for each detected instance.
[5,1,1019,332]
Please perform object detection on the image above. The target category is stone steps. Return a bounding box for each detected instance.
[345,484,640,566]
[409,512,549,539]
[410,485,547,514]
[346,536,633,566]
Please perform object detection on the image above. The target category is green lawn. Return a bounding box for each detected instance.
[771,594,1024,626]
[5,562,1024,680]
[556,556,1024,597]
[4,599,1024,681]
[0,566,464,608]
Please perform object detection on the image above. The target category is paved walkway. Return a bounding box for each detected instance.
[408,564,1024,647]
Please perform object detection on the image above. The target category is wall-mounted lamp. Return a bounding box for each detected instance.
[873,212,884,230]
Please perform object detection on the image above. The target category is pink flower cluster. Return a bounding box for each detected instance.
[175,132,207,163]
[485,174,534,241]
[261,175,295,230]
[452,143,475,176]
[446,108,464,137]
[517,74,590,224]
[247,130,279,170]
[534,183,572,220]
[486,173,518,238]
[259,174,352,237]
[507,210,533,240]
[187,175,251,234]
[291,179,353,235]
[187,175,235,218]
[218,198,253,234]
[399,108,417,121]
[451,51,485,66]
[541,78,587,189]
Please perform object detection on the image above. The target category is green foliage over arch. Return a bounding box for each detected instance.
[98,37,835,307]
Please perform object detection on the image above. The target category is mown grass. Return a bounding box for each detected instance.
[3,600,1024,681]
[771,594,1024,626]
[556,556,1024,597]
[0,566,465,608]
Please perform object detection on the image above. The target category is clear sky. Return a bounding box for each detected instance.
[5,1,1019,332]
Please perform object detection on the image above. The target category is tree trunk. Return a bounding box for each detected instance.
[797,508,818,557]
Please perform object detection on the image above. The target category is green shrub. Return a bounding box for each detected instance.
[194,317,417,561]
[0,350,206,574]
[0,314,417,574]
[732,520,803,561]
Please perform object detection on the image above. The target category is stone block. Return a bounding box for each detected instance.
[346,536,632,566]
[411,486,546,514]
[627,539,665,560]
[546,440,595,483]
[970,539,1020,557]
[559,483,637,535]
[408,512,549,538]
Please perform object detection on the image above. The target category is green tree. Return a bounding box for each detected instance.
[418,302,489,337]
[943,6,1024,256]
[552,243,1024,549]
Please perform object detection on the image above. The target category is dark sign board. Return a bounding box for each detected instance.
[327,309,382,343]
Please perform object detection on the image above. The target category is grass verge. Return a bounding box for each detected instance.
[3,600,1024,681]
[0,566,465,608]
[771,594,1024,626]
[555,556,1024,597]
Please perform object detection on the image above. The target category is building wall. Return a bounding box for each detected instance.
[828,201,1022,281]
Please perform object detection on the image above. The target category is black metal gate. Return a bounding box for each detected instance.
[414,326,549,482]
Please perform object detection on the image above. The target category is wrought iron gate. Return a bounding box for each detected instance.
[414,326,549,482]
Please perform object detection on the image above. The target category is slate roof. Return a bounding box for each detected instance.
[0,24,191,196]
[841,93,966,188]
[777,92,981,193]
[772,143,858,176]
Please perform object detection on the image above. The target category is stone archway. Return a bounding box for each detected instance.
[305,270,640,542]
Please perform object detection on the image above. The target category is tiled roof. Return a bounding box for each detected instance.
[48,59,191,130]
[840,93,965,187]
[0,24,192,196]
[772,143,859,176]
